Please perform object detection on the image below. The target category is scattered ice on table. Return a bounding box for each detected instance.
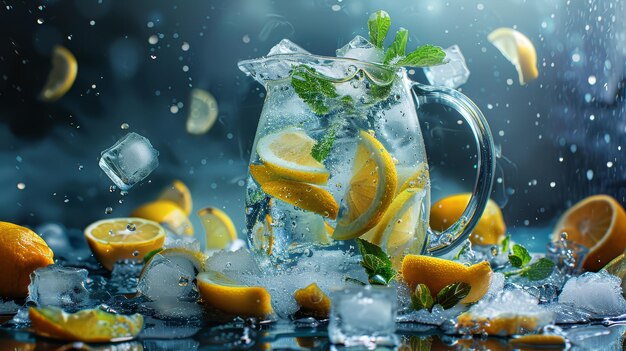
[543,302,593,324]
[205,248,261,277]
[397,304,466,326]
[99,132,159,191]
[144,298,205,320]
[28,265,90,311]
[0,299,20,315]
[336,35,384,63]
[164,234,201,252]
[484,272,505,299]
[423,45,469,89]
[558,270,626,317]
[267,39,310,56]
[329,285,398,347]
[136,252,199,302]
[110,259,144,294]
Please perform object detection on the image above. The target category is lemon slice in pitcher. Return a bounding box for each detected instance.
[256,128,330,185]
[332,130,397,240]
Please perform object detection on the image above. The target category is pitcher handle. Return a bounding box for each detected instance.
[410,81,496,256]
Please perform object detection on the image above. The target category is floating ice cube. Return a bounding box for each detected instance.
[111,260,144,294]
[558,270,626,317]
[423,45,469,89]
[99,132,159,191]
[28,265,90,310]
[267,39,310,56]
[329,285,398,347]
[336,35,384,63]
[136,253,199,301]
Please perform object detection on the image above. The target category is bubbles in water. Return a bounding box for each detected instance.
[181,42,190,51]
[127,223,137,231]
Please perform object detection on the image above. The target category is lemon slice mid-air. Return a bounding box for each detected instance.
[84,217,165,270]
[131,200,194,236]
[256,128,330,185]
[198,207,237,250]
[488,27,538,85]
[40,46,77,102]
[332,130,398,240]
[158,180,193,216]
[29,306,143,343]
[186,88,219,135]
[197,270,273,318]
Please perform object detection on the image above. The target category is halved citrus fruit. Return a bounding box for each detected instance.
[197,270,273,318]
[40,46,77,102]
[488,27,538,85]
[256,128,330,185]
[552,194,626,272]
[294,283,331,318]
[604,253,626,298]
[198,207,237,250]
[84,218,165,271]
[131,200,194,236]
[401,255,492,303]
[186,88,219,135]
[29,306,143,342]
[332,130,398,240]
[430,194,506,246]
[158,180,193,216]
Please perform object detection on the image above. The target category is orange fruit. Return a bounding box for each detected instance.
[430,194,506,246]
[401,255,492,303]
[0,222,54,298]
[552,194,626,272]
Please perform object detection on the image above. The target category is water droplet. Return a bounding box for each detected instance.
[36,18,44,24]
[104,207,113,214]
[127,223,136,231]
[120,123,129,130]
[178,276,189,287]
[109,185,117,193]
[491,246,499,256]
[16,182,25,190]
[132,250,139,256]
[560,232,568,240]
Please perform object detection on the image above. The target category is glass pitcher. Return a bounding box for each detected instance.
[238,42,495,266]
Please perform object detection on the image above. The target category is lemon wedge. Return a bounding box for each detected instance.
[198,207,237,250]
[256,128,330,185]
[186,88,219,135]
[332,130,397,240]
[158,180,193,216]
[294,283,331,318]
[131,200,194,236]
[29,306,143,343]
[84,217,165,271]
[488,27,538,85]
[40,46,77,102]
[396,163,429,194]
[197,270,273,318]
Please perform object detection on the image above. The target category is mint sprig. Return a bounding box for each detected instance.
[356,238,397,285]
[367,10,391,48]
[383,28,408,64]
[411,282,470,312]
[397,44,447,67]
[291,65,338,115]
[504,257,555,281]
[509,243,532,268]
[311,123,338,162]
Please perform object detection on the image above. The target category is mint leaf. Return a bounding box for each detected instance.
[356,238,396,285]
[397,45,446,67]
[370,82,393,101]
[383,28,408,64]
[291,65,338,115]
[356,237,387,259]
[411,284,434,311]
[311,124,338,162]
[509,255,523,268]
[520,258,555,281]
[367,10,391,48]
[512,244,532,266]
[501,234,511,253]
[435,282,471,310]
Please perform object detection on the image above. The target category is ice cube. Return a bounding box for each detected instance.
[484,272,505,299]
[28,265,90,310]
[99,132,159,191]
[110,260,144,294]
[205,248,261,277]
[267,39,310,56]
[423,45,470,89]
[136,252,199,301]
[336,35,384,63]
[328,286,398,347]
[164,234,201,252]
[0,299,20,315]
[558,270,626,317]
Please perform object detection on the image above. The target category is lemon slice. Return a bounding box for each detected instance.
[256,128,330,185]
[197,270,273,318]
[84,217,165,271]
[198,207,237,250]
[29,306,143,343]
[397,163,429,194]
[294,283,331,318]
[131,200,194,236]
[158,180,193,216]
[488,27,538,85]
[186,88,219,135]
[40,46,77,102]
[332,130,397,240]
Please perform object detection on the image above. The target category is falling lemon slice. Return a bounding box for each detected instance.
[29,306,143,343]
[198,207,237,250]
[131,200,194,236]
[197,270,273,318]
[186,88,219,135]
[294,283,331,318]
[40,46,77,102]
[332,130,397,240]
[488,27,538,85]
[256,128,330,185]
[84,217,165,271]
[158,180,193,216]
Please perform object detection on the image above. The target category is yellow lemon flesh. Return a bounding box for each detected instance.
[198,207,237,250]
[396,163,429,195]
[294,283,331,319]
[186,88,219,135]
[604,253,626,298]
[430,193,506,246]
[131,200,194,236]
[158,180,193,216]
[333,130,397,240]
[488,27,538,85]
[84,218,165,271]
[40,46,78,102]
[256,128,330,185]
[401,255,492,303]
[29,306,143,343]
[197,270,273,318]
